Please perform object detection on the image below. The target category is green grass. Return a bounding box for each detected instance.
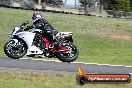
[0,71,131,88]
[0,7,132,65]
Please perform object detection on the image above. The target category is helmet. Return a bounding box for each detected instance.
[32,11,42,23]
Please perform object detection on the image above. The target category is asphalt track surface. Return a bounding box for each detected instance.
[0,57,132,75]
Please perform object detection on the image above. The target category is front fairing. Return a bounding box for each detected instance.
[14,31,43,55]
[15,31,35,44]
[10,27,20,38]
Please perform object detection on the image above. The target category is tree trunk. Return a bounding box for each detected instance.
[75,0,76,6]
[100,3,102,14]
[84,4,87,15]
[38,0,41,5]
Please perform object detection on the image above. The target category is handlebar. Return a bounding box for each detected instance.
[20,21,29,27]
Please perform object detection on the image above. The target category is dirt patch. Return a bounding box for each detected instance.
[108,33,132,40]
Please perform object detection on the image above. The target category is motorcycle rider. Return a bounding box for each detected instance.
[25,11,58,51]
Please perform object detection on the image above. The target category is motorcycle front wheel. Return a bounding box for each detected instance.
[4,40,27,59]
[57,43,79,62]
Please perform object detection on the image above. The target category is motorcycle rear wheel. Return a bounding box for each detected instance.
[57,43,79,62]
[4,40,27,59]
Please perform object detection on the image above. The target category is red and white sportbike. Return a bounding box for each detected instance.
[4,21,79,62]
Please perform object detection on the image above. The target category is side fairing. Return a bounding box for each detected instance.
[15,32,43,55]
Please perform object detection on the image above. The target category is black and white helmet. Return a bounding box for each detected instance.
[32,11,42,23]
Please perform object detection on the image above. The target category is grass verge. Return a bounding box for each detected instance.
[0,71,131,88]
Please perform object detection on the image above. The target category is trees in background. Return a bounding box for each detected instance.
[47,0,63,6]
[0,0,12,5]
[79,0,110,14]
[21,0,35,9]
[1,0,132,14]
[79,0,132,15]
[79,0,94,14]
[107,0,131,12]
[33,0,63,6]
[107,0,132,17]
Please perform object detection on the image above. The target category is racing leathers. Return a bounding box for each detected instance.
[25,18,58,50]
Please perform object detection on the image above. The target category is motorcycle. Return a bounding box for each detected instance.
[4,21,79,62]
